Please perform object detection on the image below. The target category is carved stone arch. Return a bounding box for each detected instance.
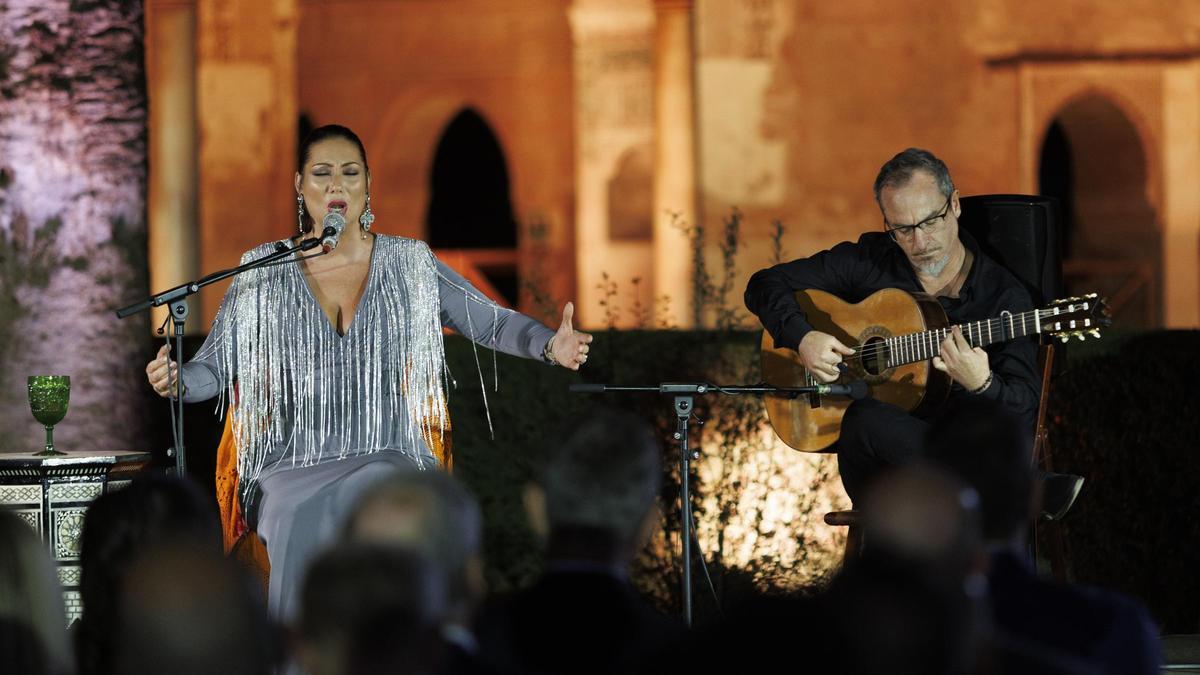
[1038,85,1161,198]
[369,93,474,239]
[1036,86,1161,325]
[425,108,519,251]
[369,96,521,305]
[607,142,654,241]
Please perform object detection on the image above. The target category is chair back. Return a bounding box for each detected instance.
[957,194,1064,309]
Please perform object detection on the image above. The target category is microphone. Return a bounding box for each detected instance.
[320,212,346,253]
[568,383,607,393]
[815,380,869,400]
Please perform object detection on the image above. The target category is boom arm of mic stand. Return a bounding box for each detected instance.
[114,237,322,319]
[114,236,323,478]
[568,382,836,398]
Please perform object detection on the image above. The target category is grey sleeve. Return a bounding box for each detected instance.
[180,284,236,403]
[436,259,555,361]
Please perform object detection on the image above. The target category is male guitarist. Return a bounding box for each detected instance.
[745,148,1040,502]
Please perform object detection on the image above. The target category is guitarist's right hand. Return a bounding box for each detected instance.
[798,331,855,383]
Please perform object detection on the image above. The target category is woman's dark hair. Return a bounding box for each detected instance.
[298,124,369,174]
[296,124,370,233]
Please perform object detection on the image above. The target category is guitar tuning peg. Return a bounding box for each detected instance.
[1075,332,1086,341]
[1089,329,1101,338]
[1059,334,1070,343]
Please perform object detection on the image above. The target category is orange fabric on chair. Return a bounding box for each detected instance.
[426,403,454,473]
[215,409,271,592]
[215,409,245,554]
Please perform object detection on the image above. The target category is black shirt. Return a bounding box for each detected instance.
[744,230,1040,424]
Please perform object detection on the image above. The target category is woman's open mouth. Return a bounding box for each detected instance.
[327,200,347,214]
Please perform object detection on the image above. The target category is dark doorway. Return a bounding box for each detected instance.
[1037,119,1075,260]
[426,109,519,304]
[1037,95,1159,326]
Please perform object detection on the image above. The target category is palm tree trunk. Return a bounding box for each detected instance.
[0,0,148,454]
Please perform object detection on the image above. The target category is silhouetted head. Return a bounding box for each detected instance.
[926,396,1035,543]
[0,511,69,675]
[834,464,988,675]
[526,407,662,565]
[112,542,276,675]
[345,468,484,619]
[298,544,445,675]
[77,475,221,675]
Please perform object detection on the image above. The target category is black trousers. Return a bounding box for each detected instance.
[835,397,933,504]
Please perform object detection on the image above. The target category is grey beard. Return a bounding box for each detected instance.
[917,252,952,277]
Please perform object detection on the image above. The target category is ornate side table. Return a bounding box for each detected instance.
[0,450,154,623]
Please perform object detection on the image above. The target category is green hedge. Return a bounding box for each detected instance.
[1045,329,1200,633]
[447,329,1200,631]
[443,330,846,622]
[157,328,1198,630]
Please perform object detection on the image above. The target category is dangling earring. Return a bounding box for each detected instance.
[359,193,375,239]
[296,194,306,234]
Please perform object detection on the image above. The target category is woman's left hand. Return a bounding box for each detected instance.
[551,302,593,370]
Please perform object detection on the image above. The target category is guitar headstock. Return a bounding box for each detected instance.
[1042,293,1112,342]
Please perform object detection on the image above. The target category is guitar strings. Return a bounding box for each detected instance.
[838,306,1089,365]
[844,308,1042,361]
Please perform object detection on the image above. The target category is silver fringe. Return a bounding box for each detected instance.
[194,236,463,505]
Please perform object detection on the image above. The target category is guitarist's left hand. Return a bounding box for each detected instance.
[933,326,990,392]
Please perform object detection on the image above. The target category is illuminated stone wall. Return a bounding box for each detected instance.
[296,0,578,319]
[195,0,298,328]
[694,0,1200,328]
[0,0,148,454]
[143,0,1200,331]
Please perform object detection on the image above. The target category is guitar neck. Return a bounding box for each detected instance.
[887,307,1047,368]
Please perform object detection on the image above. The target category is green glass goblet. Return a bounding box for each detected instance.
[28,375,70,457]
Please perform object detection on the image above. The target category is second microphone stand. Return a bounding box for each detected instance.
[569,381,854,626]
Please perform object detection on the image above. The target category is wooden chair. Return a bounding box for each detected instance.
[824,194,1072,579]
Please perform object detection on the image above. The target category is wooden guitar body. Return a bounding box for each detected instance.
[760,288,952,453]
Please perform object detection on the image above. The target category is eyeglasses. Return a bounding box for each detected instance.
[884,194,952,242]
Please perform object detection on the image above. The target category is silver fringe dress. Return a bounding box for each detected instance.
[181,234,555,619]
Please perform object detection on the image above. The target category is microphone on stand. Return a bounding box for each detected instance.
[320,212,346,253]
[814,380,869,400]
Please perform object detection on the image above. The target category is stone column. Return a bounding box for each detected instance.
[196,0,298,327]
[652,0,698,327]
[1161,61,1200,328]
[145,0,199,332]
[0,0,148,454]
[568,0,656,328]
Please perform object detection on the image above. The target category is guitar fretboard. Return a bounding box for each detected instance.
[884,307,1052,368]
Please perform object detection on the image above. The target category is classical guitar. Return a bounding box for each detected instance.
[760,288,1109,452]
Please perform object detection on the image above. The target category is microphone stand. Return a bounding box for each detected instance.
[115,237,324,478]
[569,381,861,626]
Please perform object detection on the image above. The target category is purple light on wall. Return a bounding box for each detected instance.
[0,1,149,454]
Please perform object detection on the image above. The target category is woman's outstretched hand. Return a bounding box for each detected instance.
[550,302,593,371]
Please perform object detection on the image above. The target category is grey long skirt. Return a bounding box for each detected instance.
[255,450,434,622]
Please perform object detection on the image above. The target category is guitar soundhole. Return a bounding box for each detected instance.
[860,335,890,376]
